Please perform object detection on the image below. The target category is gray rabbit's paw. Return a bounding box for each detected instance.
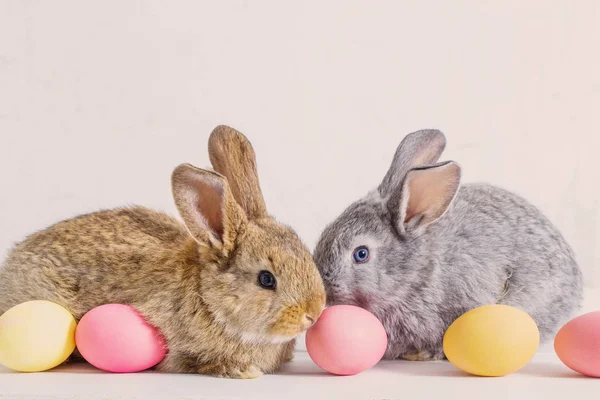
[401,350,445,362]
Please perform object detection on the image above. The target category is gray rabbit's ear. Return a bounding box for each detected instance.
[171,163,247,254]
[389,161,461,235]
[208,125,268,220]
[379,129,446,198]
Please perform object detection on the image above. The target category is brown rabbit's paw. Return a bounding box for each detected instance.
[216,365,263,379]
[199,363,264,379]
[237,365,264,379]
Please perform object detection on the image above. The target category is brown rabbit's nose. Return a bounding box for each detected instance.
[302,309,323,329]
[302,314,316,329]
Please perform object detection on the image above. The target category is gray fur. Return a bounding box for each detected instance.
[314,129,583,360]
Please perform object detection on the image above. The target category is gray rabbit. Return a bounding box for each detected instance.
[313,129,583,361]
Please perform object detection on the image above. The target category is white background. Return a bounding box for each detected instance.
[1,1,598,290]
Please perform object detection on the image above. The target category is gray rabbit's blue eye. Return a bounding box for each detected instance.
[352,247,370,263]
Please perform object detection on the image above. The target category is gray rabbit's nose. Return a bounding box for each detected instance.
[325,289,338,306]
[326,296,341,307]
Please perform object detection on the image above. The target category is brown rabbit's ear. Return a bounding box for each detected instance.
[208,125,267,220]
[389,161,461,235]
[379,129,446,199]
[172,163,247,252]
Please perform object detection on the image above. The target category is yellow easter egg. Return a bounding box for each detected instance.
[443,304,539,377]
[0,300,77,372]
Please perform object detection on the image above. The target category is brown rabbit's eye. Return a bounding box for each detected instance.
[258,270,277,290]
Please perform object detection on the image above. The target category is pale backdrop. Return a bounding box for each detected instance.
[1,1,598,293]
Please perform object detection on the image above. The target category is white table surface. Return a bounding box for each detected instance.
[1,345,598,400]
[2,290,599,400]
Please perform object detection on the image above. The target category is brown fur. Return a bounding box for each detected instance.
[0,126,325,378]
[208,125,267,220]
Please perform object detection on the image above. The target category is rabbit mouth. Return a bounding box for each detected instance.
[325,290,372,310]
[352,291,372,309]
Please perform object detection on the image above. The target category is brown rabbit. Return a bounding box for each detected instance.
[0,125,326,378]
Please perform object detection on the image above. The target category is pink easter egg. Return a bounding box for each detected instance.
[306,305,388,375]
[75,304,167,373]
[554,310,600,377]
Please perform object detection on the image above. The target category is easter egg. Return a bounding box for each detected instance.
[443,304,539,376]
[305,305,387,375]
[75,304,167,373]
[554,310,600,377]
[0,300,77,372]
